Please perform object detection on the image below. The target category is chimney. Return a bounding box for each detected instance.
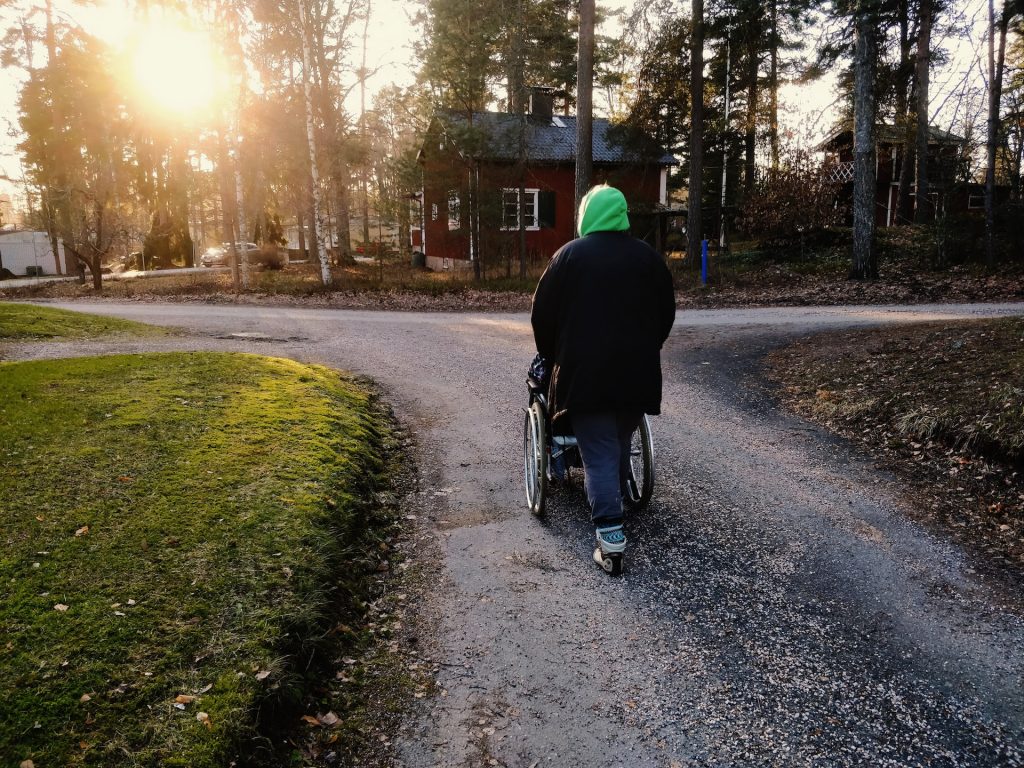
[528,87,554,123]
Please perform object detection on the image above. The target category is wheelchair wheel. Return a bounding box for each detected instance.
[523,401,548,516]
[623,415,654,510]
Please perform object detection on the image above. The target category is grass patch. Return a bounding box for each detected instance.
[0,302,167,340]
[0,352,394,766]
[766,317,1024,573]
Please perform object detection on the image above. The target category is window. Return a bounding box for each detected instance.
[447,191,460,230]
[968,194,984,210]
[431,203,438,221]
[501,188,540,230]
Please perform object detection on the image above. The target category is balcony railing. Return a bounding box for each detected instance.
[824,161,854,184]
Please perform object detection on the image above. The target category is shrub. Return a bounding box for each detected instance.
[257,245,284,270]
[735,150,847,247]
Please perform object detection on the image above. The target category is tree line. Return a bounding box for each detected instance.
[2,0,1022,289]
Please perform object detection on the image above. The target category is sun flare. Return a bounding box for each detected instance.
[125,17,224,118]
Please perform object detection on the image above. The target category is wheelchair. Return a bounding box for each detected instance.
[523,376,655,517]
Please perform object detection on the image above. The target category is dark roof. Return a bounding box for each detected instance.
[819,122,965,150]
[434,111,678,166]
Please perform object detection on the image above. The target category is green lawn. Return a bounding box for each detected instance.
[0,352,392,766]
[0,301,167,340]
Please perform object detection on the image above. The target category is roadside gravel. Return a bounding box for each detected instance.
[3,301,1023,767]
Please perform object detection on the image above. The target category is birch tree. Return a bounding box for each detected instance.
[297,0,332,284]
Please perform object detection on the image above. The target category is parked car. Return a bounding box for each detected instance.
[200,242,260,267]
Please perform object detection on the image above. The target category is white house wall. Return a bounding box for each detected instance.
[0,231,61,276]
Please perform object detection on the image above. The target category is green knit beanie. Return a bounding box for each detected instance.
[577,184,630,236]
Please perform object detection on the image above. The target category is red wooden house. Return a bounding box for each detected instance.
[415,91,677,271]
[818,123,972,226]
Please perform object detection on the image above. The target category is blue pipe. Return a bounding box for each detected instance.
[701,239,709,286]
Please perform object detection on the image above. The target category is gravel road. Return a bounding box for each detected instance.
[6,300,1024,767]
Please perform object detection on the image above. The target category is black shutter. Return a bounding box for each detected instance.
[538,190,556,228]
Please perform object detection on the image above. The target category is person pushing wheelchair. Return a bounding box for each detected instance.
[531,184,675,573]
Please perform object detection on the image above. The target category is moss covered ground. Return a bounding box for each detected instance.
[0,302,167,340]
[0,352,394,766]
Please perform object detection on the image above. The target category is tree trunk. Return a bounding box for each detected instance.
[45,0,70,275]
[360,0,371,248]
[744,38,759,196]
[398,192,411,259]
[851,3,878,279]
[296,204,306,260]
[687,0,704,262]
[471,163,481,280]
[1012,105,1024,200]
[575,0,595,220]
[894,0,916,224]
[90,199,104,291]
[40,189,62,274]
[330,154,352,264]
[298,0,332,285]
[720,35,731,249]
[896,126,917,224]
[985,2,1009,268]
[235,166,250,288]
[518,133,528,279]
[217,128,240,291]
[914,0,934,224]
[515,0,528,278]
[768,0,780,171]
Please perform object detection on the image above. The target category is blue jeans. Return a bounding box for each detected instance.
[571,411,643,526]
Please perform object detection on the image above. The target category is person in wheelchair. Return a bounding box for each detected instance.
[531,184,675,573]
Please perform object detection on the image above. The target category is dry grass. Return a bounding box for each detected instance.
[766,318,1024,581]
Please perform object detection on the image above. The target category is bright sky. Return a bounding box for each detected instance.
[0,0,995,213]
[0,0,423,207]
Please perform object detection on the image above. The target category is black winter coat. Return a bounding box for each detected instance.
[530,231,675,424]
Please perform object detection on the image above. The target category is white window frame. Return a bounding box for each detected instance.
[501,188,540,231]
[447,190,460,230]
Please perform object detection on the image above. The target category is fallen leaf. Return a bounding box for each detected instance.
[198,684,213,694]
[114,611,126,617]
[255,670,271,681]
[301,715,321,727]
[80,693,92,703]
[319,711,340,726]
[75,525,89,537]
[118,475,133,482]
[54,603,69,612]
[196,712,211,728]
[175,695,195,704]
[35,515,44,522]
[79,741,90,750]
[127,599,136,606]
[20,761,34,768]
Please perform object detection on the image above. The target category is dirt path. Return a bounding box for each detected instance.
[6,301,1024,767]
